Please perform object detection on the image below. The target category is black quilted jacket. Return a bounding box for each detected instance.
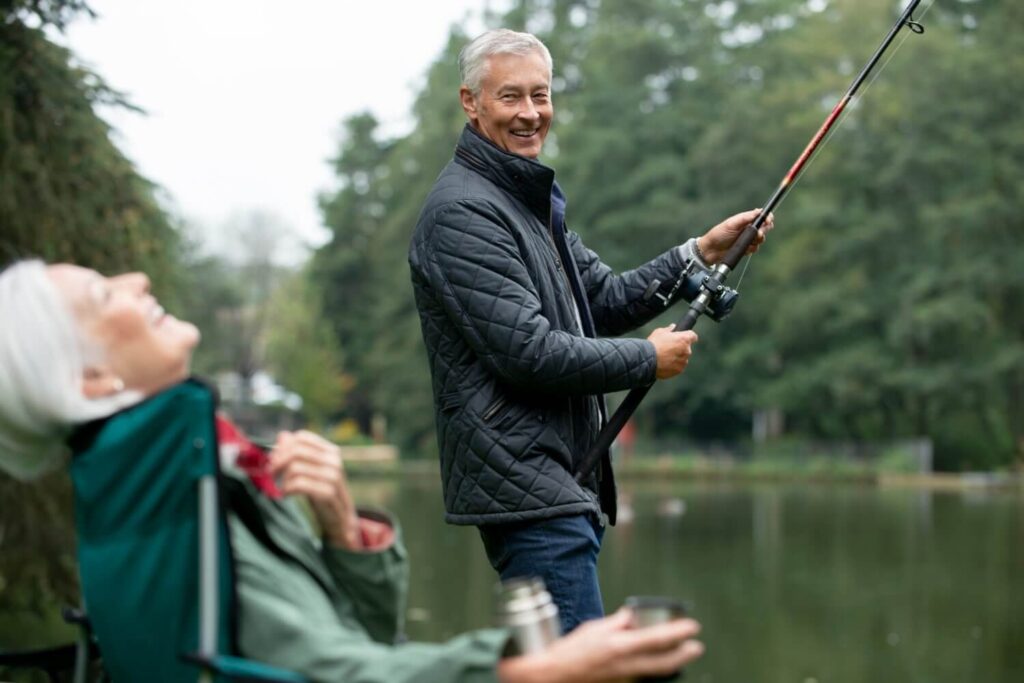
[409,125,702,526]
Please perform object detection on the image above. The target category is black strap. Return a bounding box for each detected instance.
[221,478,336,599]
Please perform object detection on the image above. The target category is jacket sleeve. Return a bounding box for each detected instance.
[568,231,707,337]
[320,509,408,645]
[417,199,657,394]
[234,514,510,683]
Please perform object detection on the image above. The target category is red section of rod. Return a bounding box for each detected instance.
[783,95,851,185]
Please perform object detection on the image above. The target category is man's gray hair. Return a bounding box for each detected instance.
[0,260,141,480]
[459,29,553,95]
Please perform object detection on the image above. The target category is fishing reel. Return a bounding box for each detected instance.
[644,261,739,322]
[698,275,739,322]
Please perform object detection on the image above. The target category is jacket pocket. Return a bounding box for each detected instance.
[481,393,536,432]
[482,395,510,423]
[439,391,461,414]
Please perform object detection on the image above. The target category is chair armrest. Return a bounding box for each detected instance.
[181,652,308,683]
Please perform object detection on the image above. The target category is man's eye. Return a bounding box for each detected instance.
[501,94,518,102]
[533,93,549,102]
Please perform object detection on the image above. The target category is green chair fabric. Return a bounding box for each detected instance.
[69,379,306,682]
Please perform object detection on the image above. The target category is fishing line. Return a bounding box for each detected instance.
[575,0,929,486]
[766,0,936,212]
[733,0,935,294]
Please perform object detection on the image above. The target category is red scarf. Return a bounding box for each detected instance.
[216,414,282,499]
[214,414,394,550]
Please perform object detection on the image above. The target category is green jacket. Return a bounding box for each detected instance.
[227,473,510,683]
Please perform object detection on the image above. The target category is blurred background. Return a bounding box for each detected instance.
[1,0,1021,681]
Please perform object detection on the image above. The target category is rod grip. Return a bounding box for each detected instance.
[721,219,765,271]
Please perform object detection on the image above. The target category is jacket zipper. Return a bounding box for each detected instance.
[548,210,603,467]
[546,209,583,333]
[482,396,509,422]
[546,207,580,446]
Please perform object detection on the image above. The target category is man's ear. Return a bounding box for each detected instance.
[459,86,479,124]
[82,366,123,399]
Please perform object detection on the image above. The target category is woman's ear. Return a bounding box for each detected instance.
[82,366,124,398]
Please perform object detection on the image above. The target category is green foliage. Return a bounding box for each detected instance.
[312,35,469,450]
[0,3,181,294]
[0,3,191,642]
[173,249,245,376]
[313,0,1023,469]
[264,269,348,426]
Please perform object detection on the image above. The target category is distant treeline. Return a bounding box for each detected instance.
[310,0,1024,470]
[2,0,1022,471]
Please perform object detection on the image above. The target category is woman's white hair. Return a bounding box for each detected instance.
[0,260,141,480]
[459,28,553,95]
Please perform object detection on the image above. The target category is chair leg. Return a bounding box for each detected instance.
[73,623,90,683]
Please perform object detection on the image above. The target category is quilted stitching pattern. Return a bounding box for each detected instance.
[409,126,695,526]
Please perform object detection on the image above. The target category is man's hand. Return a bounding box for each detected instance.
[497,608,704,683]
[697,208,775,264]
[269,430,362,550]
[648,324,698,380]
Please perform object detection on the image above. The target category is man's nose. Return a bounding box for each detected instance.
[517,99,540,121]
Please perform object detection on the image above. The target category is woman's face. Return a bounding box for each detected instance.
[48,265,200,397]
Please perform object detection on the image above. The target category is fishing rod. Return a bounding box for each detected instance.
[575,0,927,485]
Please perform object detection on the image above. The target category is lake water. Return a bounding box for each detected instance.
[2,476,1021,682]
[373,477,1024,683]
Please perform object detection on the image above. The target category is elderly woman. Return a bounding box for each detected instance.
[0,259,704,683]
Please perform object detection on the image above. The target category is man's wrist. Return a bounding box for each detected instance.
[679,237,711,270]
[695,236,713,264]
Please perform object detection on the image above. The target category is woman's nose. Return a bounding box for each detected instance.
[111,272,151,295]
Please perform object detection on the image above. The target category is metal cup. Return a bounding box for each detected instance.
[495,577,561,655]
[624,595,688,627]
[624,595,690,682]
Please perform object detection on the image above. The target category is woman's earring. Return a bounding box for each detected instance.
[111,378,125,393]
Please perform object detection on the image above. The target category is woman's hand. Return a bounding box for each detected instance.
[269,430,362,550]
[697,208,775,264]
[497,608,704,683]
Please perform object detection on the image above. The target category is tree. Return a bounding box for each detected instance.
[0,0,188,642]
[264,269,348,427]
[0,0,181,294]
[311,0,1024,468]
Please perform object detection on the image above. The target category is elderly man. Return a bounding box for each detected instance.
[408,29,771,632]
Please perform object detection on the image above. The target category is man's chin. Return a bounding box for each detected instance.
[510,139,543,158]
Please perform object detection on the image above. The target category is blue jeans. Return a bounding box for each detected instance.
[478,513,605,633]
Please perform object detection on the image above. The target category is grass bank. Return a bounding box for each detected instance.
[343,443,1023,491]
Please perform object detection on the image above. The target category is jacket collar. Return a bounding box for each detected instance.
[453,124,556,219]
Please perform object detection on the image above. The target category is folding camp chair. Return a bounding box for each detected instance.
[0,607,100,682]
[1,379,306,682]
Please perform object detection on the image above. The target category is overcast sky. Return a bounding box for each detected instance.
[56,0,502,263]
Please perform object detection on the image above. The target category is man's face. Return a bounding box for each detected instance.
[460,50,553,159]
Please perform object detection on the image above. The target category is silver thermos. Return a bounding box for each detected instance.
[495,577,562,655]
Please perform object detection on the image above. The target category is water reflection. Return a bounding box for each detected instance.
[2,475,1021,682]
[388,480,1023,683]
